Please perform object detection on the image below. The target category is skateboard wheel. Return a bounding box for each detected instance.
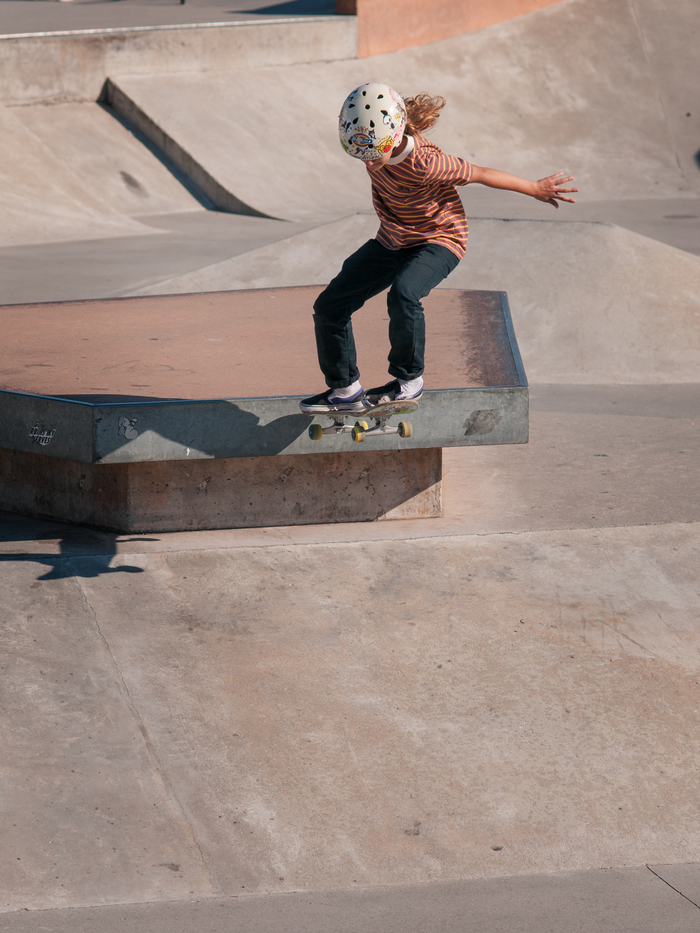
[398,421,413,438]
[309,423,323,441]
[356,420,369,431]
[352,426,365,443]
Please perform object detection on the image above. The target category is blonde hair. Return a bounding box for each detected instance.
[404,93,446,135]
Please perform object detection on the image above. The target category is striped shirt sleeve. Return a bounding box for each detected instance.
[423,150,473,186]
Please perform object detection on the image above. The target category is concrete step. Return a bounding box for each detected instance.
[0,15,357,105]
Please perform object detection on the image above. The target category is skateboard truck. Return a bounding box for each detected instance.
[308,400,418,443]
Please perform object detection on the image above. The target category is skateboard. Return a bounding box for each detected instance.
[308,399,418,443]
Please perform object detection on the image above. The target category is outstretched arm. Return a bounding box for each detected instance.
[469,165,577,208]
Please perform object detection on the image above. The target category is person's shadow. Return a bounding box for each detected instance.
[0,511,156,581]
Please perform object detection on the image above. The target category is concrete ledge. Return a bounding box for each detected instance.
[0,17,358,105]
[0,286,524,529]
[0,445,442,532]
[0,288,528,464]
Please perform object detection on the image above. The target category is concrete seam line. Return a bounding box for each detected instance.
[103,518,700,557]
[68,565,217,891]
[646,865,700,911]
[5,522,698,563]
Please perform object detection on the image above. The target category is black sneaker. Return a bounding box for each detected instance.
[364,378,423,406]
[299,387,366,414]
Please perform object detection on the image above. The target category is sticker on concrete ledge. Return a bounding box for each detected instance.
[118,417,139,440]
[463,409,502,436]
[29,421,56,446]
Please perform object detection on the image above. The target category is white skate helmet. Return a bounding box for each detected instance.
[339,83,407,161]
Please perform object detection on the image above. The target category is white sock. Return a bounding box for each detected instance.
[397,376,424,397]
[329,380,362,400]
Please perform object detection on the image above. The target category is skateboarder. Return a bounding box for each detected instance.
[300,82,577,414]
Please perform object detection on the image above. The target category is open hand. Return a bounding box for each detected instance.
[532,172,578,208]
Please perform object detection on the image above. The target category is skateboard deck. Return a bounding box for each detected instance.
[308,399,419,442]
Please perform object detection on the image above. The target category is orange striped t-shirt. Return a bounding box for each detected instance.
[367,133,473,260]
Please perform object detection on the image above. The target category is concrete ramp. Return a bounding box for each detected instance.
[0,103,154,247]
[108,0,695,224]
[13,102,202,218]
[132,214,700,385]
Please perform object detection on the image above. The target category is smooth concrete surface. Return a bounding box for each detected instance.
[0,211,305,304]
[0,446,442,531]
[354,0,563,57]
[0,288,522,402]
[1,867,700,931]
[2,513,700,908]
[133,213,700,385]
[649,863,700,909]
[12,102,202,219]
[463,186,700,257]
[0,103,153,248]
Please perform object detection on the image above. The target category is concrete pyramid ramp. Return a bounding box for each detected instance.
[132,214,700,384]
[109,0,693,224]
[0,104,155,248]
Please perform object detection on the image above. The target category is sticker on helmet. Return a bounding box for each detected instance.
[349,132,373,149]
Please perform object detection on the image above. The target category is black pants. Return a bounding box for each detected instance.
[313,238,460,388]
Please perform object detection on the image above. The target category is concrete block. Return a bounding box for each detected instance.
[0,446,442,532]
[0,288,528,463]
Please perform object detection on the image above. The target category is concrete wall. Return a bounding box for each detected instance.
[0,446,442,532]
[338,0,565,56]
[0,18,357,105]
